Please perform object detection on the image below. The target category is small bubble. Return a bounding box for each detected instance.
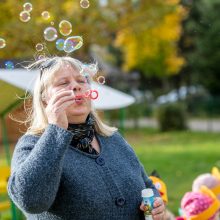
[37,53,46,60]
[90,90,99,100]
[19,11,31,22]
[59,20,72,36]
[44,27,58,41]
[41,11,50,20]
[84,89,91,98]
[23,2,33,12]
[0,38,6,49]
[56,39,65,51]
[51,21,54,25]
[35,43,44,52]
[80,0,90,9]
[97,76,105,85]
[5,61,15,69]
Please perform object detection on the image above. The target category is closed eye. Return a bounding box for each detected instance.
[58,81,69,86]
[78,80,86,84]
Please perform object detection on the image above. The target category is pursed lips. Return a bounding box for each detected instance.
[74,95,85,104]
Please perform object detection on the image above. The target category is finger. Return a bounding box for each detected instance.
[54,93,76,107]
[54,99,75,113]
[153,197,163,208]
[140,202,145,211]
[152,211,164,220]
[50,90,74,106]
[152,204,164,215]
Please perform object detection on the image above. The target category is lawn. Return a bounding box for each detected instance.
[124,128,220,215]
[1,128,220,217]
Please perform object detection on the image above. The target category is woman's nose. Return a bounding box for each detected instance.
[73,87,81,92]
[69,82,82,92]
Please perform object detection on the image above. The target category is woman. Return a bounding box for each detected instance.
[7,56,165,220]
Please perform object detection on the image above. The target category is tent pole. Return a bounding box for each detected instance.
[1,116,18,220]
[1,116,11,166]
[119,108,125,136]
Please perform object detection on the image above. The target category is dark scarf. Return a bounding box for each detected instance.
[68,114,97,154]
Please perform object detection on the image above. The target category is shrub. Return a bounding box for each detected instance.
[156,104,187,131]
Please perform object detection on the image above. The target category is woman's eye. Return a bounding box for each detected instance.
[78,80,86,84]
[59,81,68,86]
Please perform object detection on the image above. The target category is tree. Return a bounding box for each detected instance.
[114,0,187,77]
[181,0,220,96]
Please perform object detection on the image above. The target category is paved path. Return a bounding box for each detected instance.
[122,118,220,132]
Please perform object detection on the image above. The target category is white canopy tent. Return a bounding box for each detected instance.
[0,69,135,111]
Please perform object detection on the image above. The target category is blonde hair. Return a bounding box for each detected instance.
[25,56,117,137]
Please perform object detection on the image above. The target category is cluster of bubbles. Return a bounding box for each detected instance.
[20,1,91,55]
[42,19,83,53]
[2,1,91,70]
[19,2,33,22]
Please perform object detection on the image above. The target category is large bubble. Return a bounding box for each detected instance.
[23,2,33,12]
[19,11,31,22]
[59,20,72,36]
[5,61,15,69]
[41,11,50,20]
[0,38,6,49]
[44,27,58,41]
[80,0,90,9]
[35,43,44,51]
[63,36,83,53]
[56,39,65,51]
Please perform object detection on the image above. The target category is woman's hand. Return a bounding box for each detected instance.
[140,197,165,220]
[45,90,75,129]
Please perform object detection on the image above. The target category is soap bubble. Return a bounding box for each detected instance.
[38,54,46,60]
[56,39,65,51]
[0,38,6,49]
[90,90,99,100]
[36,52,46,60]
[23,2,33,12]
[5,61,14,69]
[84,89,91,98]
[35,43,44,51]
[63,36,83,53]
[41,11,50,20]
[97,76,105,84]
[19,11,31,22]
[44,27,58,41]
[80,0,90,9]
[59,20,72,36]
[51,21,54,25]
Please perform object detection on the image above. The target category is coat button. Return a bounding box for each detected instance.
[115,197,126,207]
[96,157,105,166]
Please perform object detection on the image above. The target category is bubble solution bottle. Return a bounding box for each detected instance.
[141,188,154,220]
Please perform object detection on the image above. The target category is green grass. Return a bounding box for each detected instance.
[124,128,220,215]
[1,130,220,216]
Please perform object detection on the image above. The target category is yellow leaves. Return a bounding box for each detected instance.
[62,1,80,15]
[165,54,185,74]
[166,0,181,5]
[115,1,186,75]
